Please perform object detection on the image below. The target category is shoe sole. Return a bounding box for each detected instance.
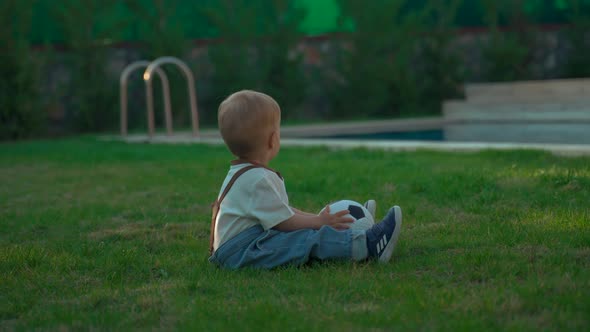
[364,200,377,220]
[379,206,402,263]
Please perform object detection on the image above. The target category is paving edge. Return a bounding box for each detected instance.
[101,135,590,157]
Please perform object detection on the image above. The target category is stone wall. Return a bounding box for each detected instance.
[39,26,585,133]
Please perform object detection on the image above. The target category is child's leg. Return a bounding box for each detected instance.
[210,206,402,269]
[210,225,367,269]
[312,202,368,260]
[281,226,367,262]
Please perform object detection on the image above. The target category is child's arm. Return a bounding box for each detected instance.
[273,206,353,232]
[291,207,317,217]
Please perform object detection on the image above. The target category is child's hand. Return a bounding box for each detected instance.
[319,205,354,230]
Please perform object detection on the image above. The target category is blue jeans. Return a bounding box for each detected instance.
[209,225,368,269]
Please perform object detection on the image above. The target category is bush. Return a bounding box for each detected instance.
[0,0,45,140]
[563,0,590,78]
[201,0,307,123]
[126,0,192,130]
[53,0,124,133]
[412,0,465,113]
[326,0,419,118]
[326,0,462,118]
[480,0,537,81]
[8,0,590,139]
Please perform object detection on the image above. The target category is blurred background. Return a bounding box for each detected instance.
[1,0,589,140]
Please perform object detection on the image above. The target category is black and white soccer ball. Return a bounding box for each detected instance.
[320,200,375,231]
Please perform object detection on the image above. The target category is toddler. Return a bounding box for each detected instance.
[208,90,402,269]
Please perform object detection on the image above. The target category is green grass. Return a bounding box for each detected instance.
[1,138,589,330]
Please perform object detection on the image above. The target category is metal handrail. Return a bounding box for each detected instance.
[144,56,199,137]
[120,61,172,136]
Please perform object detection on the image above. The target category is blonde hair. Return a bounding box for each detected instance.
[218,90,281,158]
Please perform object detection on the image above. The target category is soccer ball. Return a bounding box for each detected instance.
[320,200,375,231]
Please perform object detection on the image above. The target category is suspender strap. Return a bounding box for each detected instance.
[231,159,283,180]
[209,165,260,255]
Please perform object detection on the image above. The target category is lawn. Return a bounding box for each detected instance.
[1,138,589,330]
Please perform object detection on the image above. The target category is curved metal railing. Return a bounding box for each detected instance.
[120,61,171,137]
[143,56,199,137]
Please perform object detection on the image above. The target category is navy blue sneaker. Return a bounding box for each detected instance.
[366,206,402,263]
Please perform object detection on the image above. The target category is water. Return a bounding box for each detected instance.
[318,129,444,141]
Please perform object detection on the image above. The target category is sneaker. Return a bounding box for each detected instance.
[365,206,402,263]
[363,199,377,220]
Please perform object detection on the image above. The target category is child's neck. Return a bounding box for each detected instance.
[236,154,271,167]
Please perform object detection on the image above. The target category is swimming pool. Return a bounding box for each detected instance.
[315,129,445,141]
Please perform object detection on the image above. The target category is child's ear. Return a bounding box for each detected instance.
[268,131,278,148]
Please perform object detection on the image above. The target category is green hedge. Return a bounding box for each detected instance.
[2,0,590,139]
[0,0,44,140]
[27,0,590,44]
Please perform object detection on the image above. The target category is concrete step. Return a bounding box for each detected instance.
[464,78,590,102]
[443,99,590,122]
[444,123,590,144]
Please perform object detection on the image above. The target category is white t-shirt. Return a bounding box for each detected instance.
[213,163,295,251]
